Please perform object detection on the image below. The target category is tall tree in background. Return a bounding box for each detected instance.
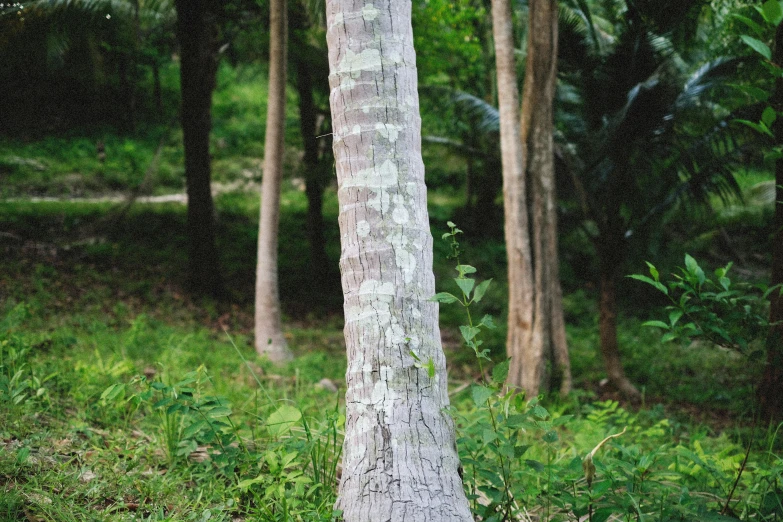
[492,0,571,396]
[760,20,783,421]
[175,0,224,297]
[325,0,472,519]
[255,0,292,361]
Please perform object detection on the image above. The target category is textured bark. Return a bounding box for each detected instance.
[255,0,293,361]
[495,0,571,396]
[296,56,329,273]
[760,22,783,421]
[326,1,473,520]
[175,0,224,298]
[492,0,534,394]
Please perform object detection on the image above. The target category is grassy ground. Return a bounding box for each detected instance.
[1,63,781,520]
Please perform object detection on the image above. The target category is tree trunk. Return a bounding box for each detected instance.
[597,243,641,400]
[296,56,329,274]
[174,0,224,298]
[326,1,473,520]
[496,0,571,396]
[492,0,535,393]
[255,0,292,362]
[760,22,783,421]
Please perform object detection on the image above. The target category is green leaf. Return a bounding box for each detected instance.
[491,359,510,385]
[482,428,498,444]
[456,264,477,275]
[267,405,302,437]
[533,404,549,420]
[730,14,765,36]
[498,442,515,459]
[479,314,496,329]
[237,476,265,490]
[627,274,669,295]
[455,278,475,298]
[459,325,480,343]
[430,292,460,304]
[642,321,670,330]
[206,406,232,418]
[426,358,435,379]
[514,445,530,458]
[471,384,494,407]
[741,35,772,60]
[526,459,545,472]
[734,118,774,137]
[15,447,30,465]
[506,414,529,428]
[684,254,705,285]
[669,310,684,327]
[183,419,207,439]
[446,221,456,228]
[100,383,125,402]
[661,332,679,343]
[762,0,783,25]
[543,430,559,443]
[645,261,659,281]
[763,106,778,128]
[472,279,492,303]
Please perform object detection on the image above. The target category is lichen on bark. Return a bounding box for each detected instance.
[326,1,473,520]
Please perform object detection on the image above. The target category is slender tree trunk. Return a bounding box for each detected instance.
[496,0,571,396]
[326,1,472,520]
[296,56,329,273]
[175,0,224,297]
[255,0,292,362]
[760,22,783,421]
[597,238,641,400]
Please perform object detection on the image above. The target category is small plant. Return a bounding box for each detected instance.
[630,254,776,358]
[102,366,239,468]
[433,222,570,521]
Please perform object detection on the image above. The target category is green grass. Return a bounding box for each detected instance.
[1,60,780,520]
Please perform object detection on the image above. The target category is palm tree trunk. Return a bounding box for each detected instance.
[174,0,224,298]
[760,22,783,421]
[326,1,472,519]
[255,0,292,362]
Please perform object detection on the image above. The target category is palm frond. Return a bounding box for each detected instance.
[420,86,500,136]
[676,56,744,110]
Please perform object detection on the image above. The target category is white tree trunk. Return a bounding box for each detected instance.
[325,1,473,520]
[255,0,293,362]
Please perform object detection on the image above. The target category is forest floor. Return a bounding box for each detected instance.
[1,182,780,520]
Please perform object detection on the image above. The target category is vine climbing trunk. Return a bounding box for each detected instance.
[325,1,473,520]
[255,0,293,361]
[494,0,571,396]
